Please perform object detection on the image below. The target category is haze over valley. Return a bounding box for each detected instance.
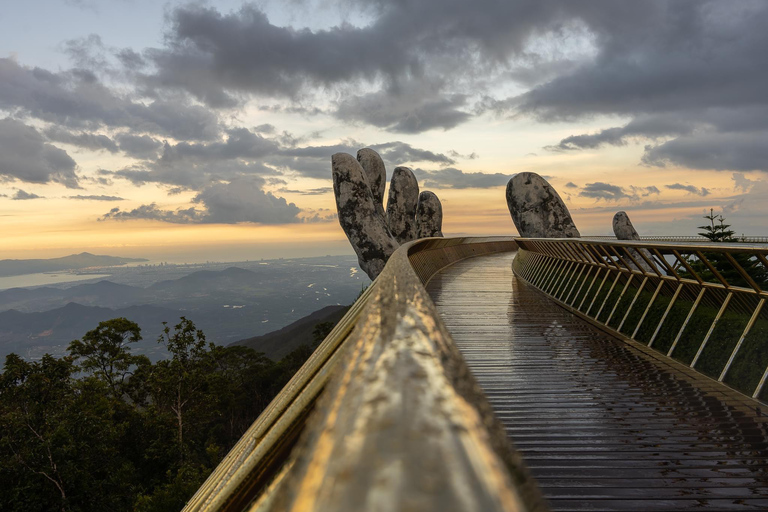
[0,253,366,361]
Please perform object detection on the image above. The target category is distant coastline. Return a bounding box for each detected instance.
[0,252,148,278]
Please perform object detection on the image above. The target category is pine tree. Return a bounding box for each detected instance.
[684,209,768,289]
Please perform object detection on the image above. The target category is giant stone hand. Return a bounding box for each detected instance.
[333,149,443,280]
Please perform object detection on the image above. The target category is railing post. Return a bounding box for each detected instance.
[753,364,768,399]
[605,275,634,326]
[632,280,665,339]
[668,288,706,357]
[648,283,684,348]
[570,266,593,307]
[618,277,648,332]
[595,272,622,320]
[563,264,587,305]
[586,270,611,316]
[719,298,765,382]
[691,292,733,368]
[551,261,575,298]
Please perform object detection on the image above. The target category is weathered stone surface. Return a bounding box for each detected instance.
[613,211,653,271]
[356,148,387,220]
[416,191,444,238]
[332,153,398,280]
[506,172,580,238]
[613,211,640,240]
[386,166,420,244]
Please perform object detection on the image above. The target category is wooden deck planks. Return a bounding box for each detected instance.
[427,252,768,512]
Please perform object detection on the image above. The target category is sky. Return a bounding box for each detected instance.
[1,0,767,261]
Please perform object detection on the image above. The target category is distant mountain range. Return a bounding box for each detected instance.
[0,259,364,362]
[0,302,176,361]
[0,252,148,277]
[232,305,349,360]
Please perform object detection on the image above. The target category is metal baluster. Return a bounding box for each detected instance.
[528,254,549,287]
[618,277,648,332]
[578,268,604,311]
[595,272,622,321]
[668,288,706,357]
[753,364,768,399]
[570,266,594,307]
[605,275,634,326]
[564,264,587,305]
[648,283,684,348]
[553,261,577,300]
[632,281,665,339]
[547,258,571,295]
[586,270,611,317]
[542,258,566,294]
[691,292,733,368]
[719,299,765,382]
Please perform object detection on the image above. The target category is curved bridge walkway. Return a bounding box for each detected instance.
[426,251,768,512]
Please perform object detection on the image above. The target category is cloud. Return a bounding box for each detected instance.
[100,203,200,223]
[579,182,630,201]
[13,189,43,200]
[665,183,710,196]
[732,172,757,193]
[115,133,162,159]
[0,118,79,188]
[68,194,124,201]
[336,86,471,133]
[101,177,301,224]
[639,185,660,196]
[44,126,118,153]
[0,57,221,141]
[370,141,455,166]
[279,187,332,196]
[412,167,508,189]
[565,182,578,188]
[501,2,768,173]
[642,132,768,172]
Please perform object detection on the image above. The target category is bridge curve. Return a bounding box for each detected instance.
[186,237,768,512]
[428,250,768,511]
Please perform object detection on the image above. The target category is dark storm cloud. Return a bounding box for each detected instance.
[101,177,301,224]
[665,183,710,197]
[115,133,163,159]
[412,168,508,189]
[514,2,768,120]
[643,133,768,172]
[336,88,471,133]
[506,1,768,174]
[0,58,220,141]
[44,126,119,153]
[0,119,79,188]
[158,128,278,163]
[136,1,590,131]
[12,189,43,200]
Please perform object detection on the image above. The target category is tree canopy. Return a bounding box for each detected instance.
[0,316,321,512]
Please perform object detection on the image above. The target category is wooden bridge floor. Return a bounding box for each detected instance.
[426,251,768,512]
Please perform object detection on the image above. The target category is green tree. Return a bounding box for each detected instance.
[68,318,148,398]
[150,317,214,461]
[0,354,134,512]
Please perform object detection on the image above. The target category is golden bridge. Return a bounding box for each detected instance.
[183,237,768,512]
